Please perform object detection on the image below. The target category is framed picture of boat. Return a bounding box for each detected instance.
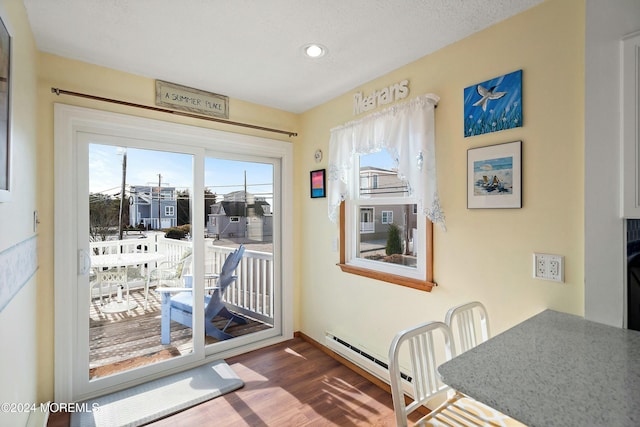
[467,141,521,209]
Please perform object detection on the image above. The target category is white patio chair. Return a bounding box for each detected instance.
[388,320,524,427]
[445,301,490,354]
[144,251,192,309]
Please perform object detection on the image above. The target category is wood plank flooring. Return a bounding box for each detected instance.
[48,336,422,426]
[89,289,272,378]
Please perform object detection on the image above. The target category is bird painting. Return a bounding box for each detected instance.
[472,85,507,112]
[463,69,522,137]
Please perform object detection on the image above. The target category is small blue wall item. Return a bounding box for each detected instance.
[464,70,522,137]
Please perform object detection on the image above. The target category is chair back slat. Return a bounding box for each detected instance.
[388,321,454,426]
[389,304,523,427]
[445,301,490,355]
[204,245,244,318]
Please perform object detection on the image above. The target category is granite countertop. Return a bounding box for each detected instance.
[438,309,640,427]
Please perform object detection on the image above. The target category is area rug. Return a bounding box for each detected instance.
[71,360,243,427]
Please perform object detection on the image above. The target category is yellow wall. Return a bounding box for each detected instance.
[1,0,586,410]
[298,0,584,359]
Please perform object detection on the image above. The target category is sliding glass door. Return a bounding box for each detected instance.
[86,142,195,380]
[54,105,293,402]
[202,156,279,354]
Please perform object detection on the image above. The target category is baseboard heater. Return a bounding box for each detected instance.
[325,332,412,385]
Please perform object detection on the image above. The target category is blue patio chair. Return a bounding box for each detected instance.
[158,245,246,344]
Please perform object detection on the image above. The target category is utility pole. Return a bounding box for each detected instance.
[157,173,162,230]
[118,148,127,240]
[244,170,248,238]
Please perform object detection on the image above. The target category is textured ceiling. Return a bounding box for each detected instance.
[23,0,544,113]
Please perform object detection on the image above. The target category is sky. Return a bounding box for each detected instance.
[360,149,395,169]
[89,144,274,201]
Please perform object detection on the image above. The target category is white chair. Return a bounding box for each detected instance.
[388,320,524,427]
[445,301,490,354]
[144,252,192,309]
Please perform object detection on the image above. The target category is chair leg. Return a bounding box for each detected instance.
[218,306,248,328]
[205,321,235,341]
[203,306,248,340]
[160,292,172,345]
[124,283,131,313]
[144,276,151,310]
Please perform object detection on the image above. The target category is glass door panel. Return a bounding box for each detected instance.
[87,143,194,380]
[202,156,277,349]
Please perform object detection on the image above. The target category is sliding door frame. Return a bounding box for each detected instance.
[54,103,294,402]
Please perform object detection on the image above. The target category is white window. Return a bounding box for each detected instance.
[328,93,440,291]
[339,149,432,290]
[165,206,174,216]
[381,210,393,224]
[160,189,173,200]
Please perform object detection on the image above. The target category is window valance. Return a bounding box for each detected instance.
[327,93,445,229]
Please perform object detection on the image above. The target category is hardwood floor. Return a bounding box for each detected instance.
[48,336,421,426]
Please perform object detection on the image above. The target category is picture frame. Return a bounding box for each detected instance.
[467,141,522,209]
[310,169,326,198]
[0,15,10,202]
[464,69,522,138]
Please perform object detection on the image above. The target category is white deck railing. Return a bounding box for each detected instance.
[207,244,274,324]
[89,234,274,324]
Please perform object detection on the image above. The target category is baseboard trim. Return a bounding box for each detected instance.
[294,331,429,417]
[294,331,391,393]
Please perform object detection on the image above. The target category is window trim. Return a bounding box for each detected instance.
[164,205,174,216]
[338,202,434,292]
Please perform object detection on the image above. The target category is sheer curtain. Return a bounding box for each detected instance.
[327,93,445,229]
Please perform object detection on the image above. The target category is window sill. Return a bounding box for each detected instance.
[337,263,434,292]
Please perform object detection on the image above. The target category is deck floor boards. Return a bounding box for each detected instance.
[89,289,272,378]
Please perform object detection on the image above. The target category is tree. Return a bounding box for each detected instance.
[175,189,218,226]
[176,189,191,226]
[386,223,403,255]
[89,193,120,243]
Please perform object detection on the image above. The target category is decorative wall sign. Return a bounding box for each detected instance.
[353,79,409,115]
[467,141,522,209]
[310,169,326,198]
[0,15,10,202]
[464,70,522,137]
[155,80,229,119]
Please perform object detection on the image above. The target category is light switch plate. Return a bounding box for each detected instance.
[533,253,564,282]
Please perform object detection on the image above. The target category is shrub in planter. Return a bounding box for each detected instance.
[386,223,402,255]
[165,227,187,240]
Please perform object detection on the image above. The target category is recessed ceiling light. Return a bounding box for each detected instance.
[303,43,327,58]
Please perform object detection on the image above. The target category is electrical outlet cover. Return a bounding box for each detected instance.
[533,253,564,282]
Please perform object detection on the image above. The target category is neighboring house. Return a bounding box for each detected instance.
[359,166,417,250]
[207,190,272,241]
[129,185,178,230]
